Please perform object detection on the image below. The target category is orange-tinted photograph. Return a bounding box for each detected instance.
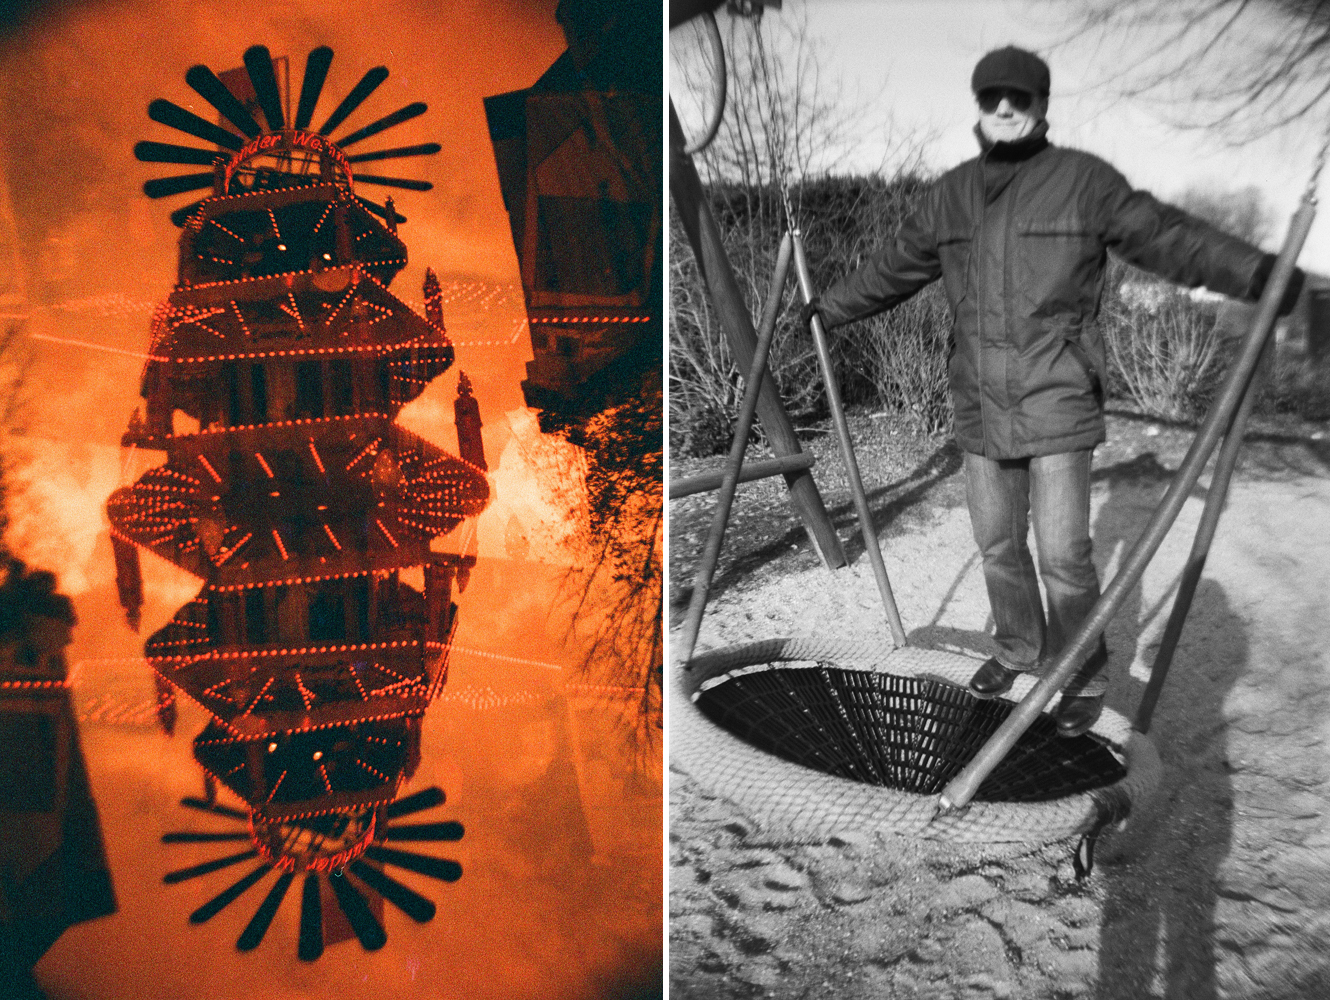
[670,1,1330,997]
[0,2,662,997]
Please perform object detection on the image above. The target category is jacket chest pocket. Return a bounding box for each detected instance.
[1015,215,1101,318]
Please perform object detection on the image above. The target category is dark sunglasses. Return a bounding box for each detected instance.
[977,88,1035,114]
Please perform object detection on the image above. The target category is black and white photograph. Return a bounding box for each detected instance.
[669,2,1330,997]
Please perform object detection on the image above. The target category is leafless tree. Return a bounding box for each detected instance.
[670,3,931,451]
[534,384,662,768]
[1074,0,1330,138]
[568,390,662,764]
[1175,184,1275,247]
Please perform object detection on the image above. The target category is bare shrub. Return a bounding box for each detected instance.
[668,183,828,459]
[1100,262,1227,422]
[669,173,949,456]
[1267,354,1330,421]
[668,208,742,456]
[799,174,953,434]
[854,284,953,434]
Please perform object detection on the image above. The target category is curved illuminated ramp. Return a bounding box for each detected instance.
[161,786,461,959]
[110,422,488,585]
[137,44,441,226]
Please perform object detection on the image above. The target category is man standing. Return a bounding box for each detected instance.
[803,46,1301,737]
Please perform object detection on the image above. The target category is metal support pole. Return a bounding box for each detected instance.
[791,232,908,647]
[669,102,846,569]
[1133,335,1272,733]
[678,232,795,665]
[939,195,1317,812]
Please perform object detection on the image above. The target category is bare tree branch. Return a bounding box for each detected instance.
[1071,0,1330,139]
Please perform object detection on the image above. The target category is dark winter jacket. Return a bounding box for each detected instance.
[817,123,1268,458]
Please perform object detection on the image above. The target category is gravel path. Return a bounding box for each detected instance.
[669,415,1330,998]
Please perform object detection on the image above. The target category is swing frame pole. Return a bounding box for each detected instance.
[669,103,847,569]
[678,232,795,666]
[939,191,1318,813]
[792,232,908,647]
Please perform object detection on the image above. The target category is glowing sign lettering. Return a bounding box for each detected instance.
[223,129,354,193]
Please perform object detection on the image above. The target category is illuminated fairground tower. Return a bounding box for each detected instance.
[106,46,490,957]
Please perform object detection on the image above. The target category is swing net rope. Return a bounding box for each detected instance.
[674,639,1161,844]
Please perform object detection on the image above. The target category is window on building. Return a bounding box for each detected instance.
[330,358,355,416]
[244,588,267,644]
[352,575,371,641]
[223,361,242,425]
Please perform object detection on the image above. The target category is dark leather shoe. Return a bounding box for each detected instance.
[968,657,1020,699]
[1056,695,1103,738]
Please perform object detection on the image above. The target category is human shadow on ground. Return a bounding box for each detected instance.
[1087,459,1241,1000]
[670,438,963,618]
[902,450,1242,998]
[1093,577,1242,1000]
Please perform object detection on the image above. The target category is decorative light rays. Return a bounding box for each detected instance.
[147,648,443,753]
[152,271,432,352]
[109,427,487,572]
[138,273,452,410]
[136,44,441,227]
[161,786,462,959]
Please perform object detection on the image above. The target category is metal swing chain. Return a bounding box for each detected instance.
[783,163,908,646]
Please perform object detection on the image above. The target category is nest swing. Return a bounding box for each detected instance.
[673,638,1161,845]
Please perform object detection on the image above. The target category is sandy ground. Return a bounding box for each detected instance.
[669,413,1330,999]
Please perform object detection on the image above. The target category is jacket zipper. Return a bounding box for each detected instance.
[975,154,987,455]
[1002,166,1025,455]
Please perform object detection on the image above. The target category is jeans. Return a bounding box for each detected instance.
[964,449,1108,697]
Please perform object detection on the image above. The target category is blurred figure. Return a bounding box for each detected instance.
[0,560,114,999]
